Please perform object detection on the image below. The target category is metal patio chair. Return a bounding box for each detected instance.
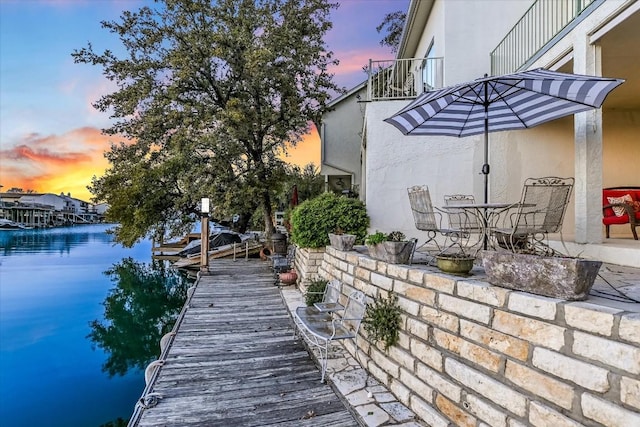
[407,185,471,262]
[293,290,366,382]
[297,279,344,317]
[493,177,574,255]
[443,194,484,252]
[443,194,482,230]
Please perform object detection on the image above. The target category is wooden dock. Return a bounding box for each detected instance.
[130,259,359,427]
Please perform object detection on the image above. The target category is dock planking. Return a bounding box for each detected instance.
[131,259,359,427]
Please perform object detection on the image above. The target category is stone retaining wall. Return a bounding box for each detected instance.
[315,246,640,427]
[293,246,325,293]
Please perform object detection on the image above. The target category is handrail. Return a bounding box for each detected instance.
[490,0,597,75]
[367,57,444,101]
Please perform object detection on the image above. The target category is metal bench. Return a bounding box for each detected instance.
[293,290,366,382]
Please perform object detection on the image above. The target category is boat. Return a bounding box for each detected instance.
[176,232,243,257]
[172,237,263,269]
[0,219,27,230]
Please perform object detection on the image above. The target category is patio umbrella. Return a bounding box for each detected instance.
[384,68,624,203]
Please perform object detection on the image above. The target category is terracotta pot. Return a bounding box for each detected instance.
[279,270,298,285]
[259,247,271,261]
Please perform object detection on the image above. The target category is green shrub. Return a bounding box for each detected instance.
[363,293,401,350]
[290,192,369,248]
[304,278,328,306]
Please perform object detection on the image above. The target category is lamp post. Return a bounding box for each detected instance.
[200,198,210,274]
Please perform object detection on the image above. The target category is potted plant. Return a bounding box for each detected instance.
[435,252,476,275]
[434,240,477,274]
[365,231,415,264]
[481,250,602,301]
[328,227,357,251]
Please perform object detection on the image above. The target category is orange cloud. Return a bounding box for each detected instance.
[0,127,114,201]
[2,144,92,164]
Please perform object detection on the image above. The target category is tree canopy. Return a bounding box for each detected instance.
[376,10,406,53]
[73,0,339,246]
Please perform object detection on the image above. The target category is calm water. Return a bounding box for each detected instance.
[0,224,192,426]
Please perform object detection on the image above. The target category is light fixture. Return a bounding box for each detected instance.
[200,197,210,273]
[201,197,210,214]
[336,178,344,189]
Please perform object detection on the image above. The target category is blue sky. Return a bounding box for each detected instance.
[0,0,408,200]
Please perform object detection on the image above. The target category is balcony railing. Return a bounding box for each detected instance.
[368,57,444,101]
[491,0,597,75]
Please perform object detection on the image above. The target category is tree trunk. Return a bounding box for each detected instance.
[262,193,275,235]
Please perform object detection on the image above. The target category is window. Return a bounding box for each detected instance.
[422,39,437,92]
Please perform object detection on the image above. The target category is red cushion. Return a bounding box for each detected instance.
[603,190,640,219]
[603,213,639,225]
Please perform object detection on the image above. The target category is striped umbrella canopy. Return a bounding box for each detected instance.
[384,68,624,203]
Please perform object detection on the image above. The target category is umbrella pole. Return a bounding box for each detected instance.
[482,101,489,250]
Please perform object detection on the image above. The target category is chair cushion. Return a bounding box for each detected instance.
[607,194,634,217]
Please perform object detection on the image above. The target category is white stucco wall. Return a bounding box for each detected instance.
[441,0,533,83]
[365,101,480,239]
[321,86,367,187]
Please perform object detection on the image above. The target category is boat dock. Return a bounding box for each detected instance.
[129,259,359,426]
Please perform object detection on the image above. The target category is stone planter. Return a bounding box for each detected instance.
[328,233,356,251]
[367,241,415,264]
[481,251,602,301]
[436,254,475,275]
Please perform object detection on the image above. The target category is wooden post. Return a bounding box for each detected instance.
[200,214,209,273]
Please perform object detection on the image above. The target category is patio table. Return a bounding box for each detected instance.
[442,202,524,250]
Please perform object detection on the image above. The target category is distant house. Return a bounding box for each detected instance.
[0,191,101,227]
[322,0,639,249]
[320,81,368,197]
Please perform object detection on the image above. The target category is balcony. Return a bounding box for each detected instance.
[491,0,598,75]
[367,57,444,101]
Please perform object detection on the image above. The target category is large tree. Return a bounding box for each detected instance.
[74,0,339,246]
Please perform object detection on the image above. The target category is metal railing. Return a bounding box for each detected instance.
[491,0,597,75]
[367,57,444,101]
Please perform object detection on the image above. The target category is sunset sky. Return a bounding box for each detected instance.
[0,0,407,202]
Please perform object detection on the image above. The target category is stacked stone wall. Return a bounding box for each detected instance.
[292,246,325,293]
[316,246,640,427]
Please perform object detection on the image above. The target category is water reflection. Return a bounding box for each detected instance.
[0,226,113,255]
[88,257,192,377]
